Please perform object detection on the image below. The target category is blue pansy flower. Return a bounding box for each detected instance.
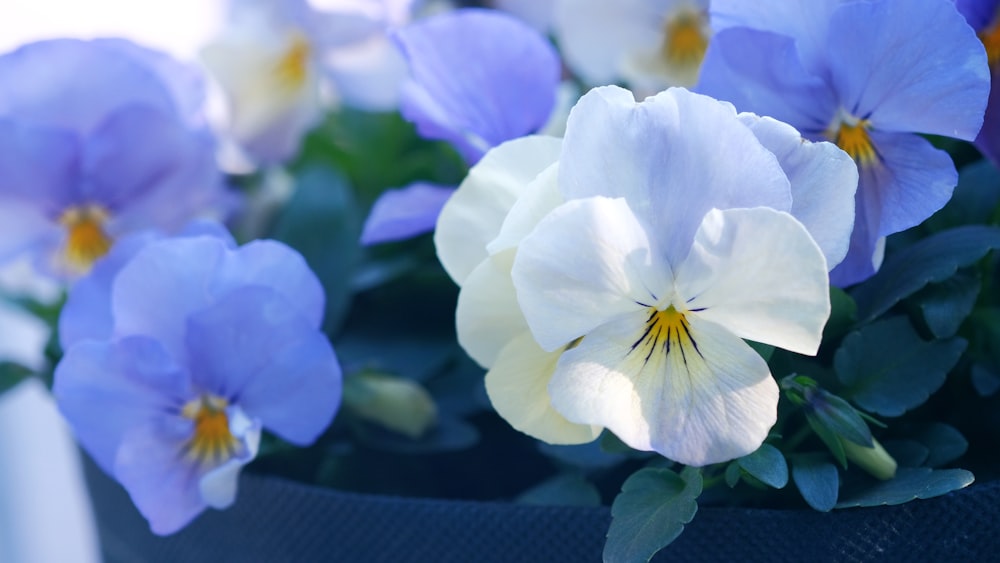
[699,0,990,285]
[0,38,230,280]
[956,0,1000,166]
[54,231,341,535]
[360,8,560,246]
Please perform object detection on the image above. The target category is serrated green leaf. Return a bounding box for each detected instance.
[914,423,968,468]
[604,467,702,563]
[834,317,966,417]
[791,457,839,511]
[835,467,974,508]
[913,271,980,339]
[851,225,1000,323]
[271,165,361,335]
[736,444,788,489]
[515,473,602,507]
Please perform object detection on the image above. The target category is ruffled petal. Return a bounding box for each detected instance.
[394,8,559,163]
[737,113,857,269]
[697,27,837,134]
[0,119,80,214]
[824,0,989,140]
[676,208,830,356]
[455,250,526,368]
[548,310,778,466]
[184,286,341,444]
[512,196,671,351]
[434,135,562,285]
[486,331,602,444]
[360,182,455,245]
[53,336,192,475]
[559,86,792,266]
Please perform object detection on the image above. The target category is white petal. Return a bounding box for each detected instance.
[512,196,671,351]
[486,331,602,444]
[548,311,778,466]
[487,162,561,254]
[455,250,527,368]
[676,207,830,355]
[434,135,562,285]
[559,86,791,267]
[738,113,857,269]
[552,0,654,85]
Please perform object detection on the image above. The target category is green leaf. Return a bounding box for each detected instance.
[914,423,968,468]
[515,473,602,507]
[925,159,1000,231]
[835,467,974,508]
[834,316,966,417]
[604,467,702,563]
[824,286,858,342]
[851,225,1000,323]
[791,457,839,511]
[883,440,930,467]
[971,363,1000,397]
[724,461,742,488]
[912,270,980,339]
[271,165,362,335]
[736,444,788,489]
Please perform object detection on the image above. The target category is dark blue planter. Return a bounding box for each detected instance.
[85,458,1000,562]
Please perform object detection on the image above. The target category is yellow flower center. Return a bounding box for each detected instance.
[981,12,1000,67]
[182,395,240,466]
[630,306,702,366]
[661,10,709,69]
[273,33,311,91]
[826,114,879,167]
[59,205,112,272]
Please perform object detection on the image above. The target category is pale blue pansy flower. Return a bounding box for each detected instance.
[54,229,341,534]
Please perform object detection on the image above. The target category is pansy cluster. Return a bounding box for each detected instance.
[1,0,998,559]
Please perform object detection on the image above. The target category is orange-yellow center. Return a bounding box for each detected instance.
[59,205,112,272]
[274,33,311,90]
[182,395,240,466]
[825,113,879,167]
[630,305,702,366]
[981,14,1000,67]
[661,11,709,68]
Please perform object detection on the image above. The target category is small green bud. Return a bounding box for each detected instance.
[343,372,438,438]
[841,436,897,481]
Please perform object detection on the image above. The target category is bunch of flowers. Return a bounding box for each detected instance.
[2,0,999,559]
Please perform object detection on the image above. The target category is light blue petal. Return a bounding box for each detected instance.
[215,239,326,329]
[697,27,837,134]
[830,131,958,286]
[360,182,455,245]
[394,8,560,163]
[185,286,341,445]
[53,336,191,475]
[0,39,177,134]
[825,0,990,139]
[0,118,80,214]
[558,86,791,267]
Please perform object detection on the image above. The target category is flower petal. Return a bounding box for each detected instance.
[360,182,455,245]
[0,119,80,214]
[394,8,559,163]
[198,407,261,509]
[552,0,654,85]
[548,311,778,466]
[559,86,792,266]
[737,113,857,269]
[824,0,989,140]
[512,196,671,351]
[486,331,602,444]
[53,336,192,475]
[455,249,526,368]
[184,285,341,445]
[677,207,830,355]
[434,135,562,285]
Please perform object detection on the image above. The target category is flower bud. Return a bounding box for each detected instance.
[841,436,897,481]
[343,372,438,439]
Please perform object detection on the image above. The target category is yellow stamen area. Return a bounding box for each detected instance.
[630,305,702,367]
[661,11,709,69]
[273,33,311,91]
[59,205,112,272]
[827,117,879,167]
[981,14,1000,67]
[182,395,240,466]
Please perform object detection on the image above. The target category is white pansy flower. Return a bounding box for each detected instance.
[437,86,858,464]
